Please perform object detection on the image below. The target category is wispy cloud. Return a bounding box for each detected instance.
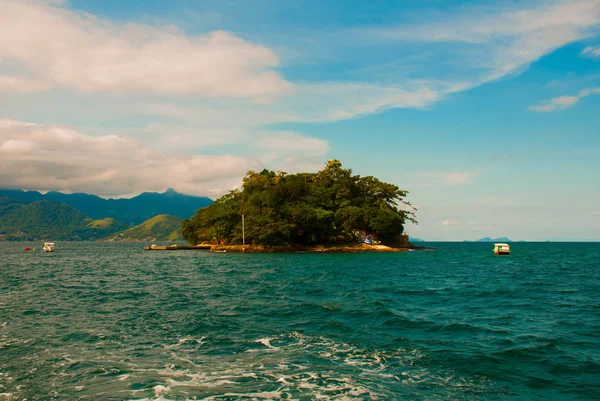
[363,0,600,85]
[528,96,580,112]
[593,210,600,215]
[582,45,600,57]
[528,87,600,112]
[256,131,330,160]
[418,172,476,186]
[441,219,497,231]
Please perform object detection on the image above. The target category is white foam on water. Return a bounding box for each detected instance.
[115,332,491,400]
[255,338,279,350]
[164,337,207,350]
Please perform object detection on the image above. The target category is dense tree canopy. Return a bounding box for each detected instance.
[182,160,416,246]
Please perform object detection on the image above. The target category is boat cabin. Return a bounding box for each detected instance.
[43,242,55,252]
[493,243,510,255]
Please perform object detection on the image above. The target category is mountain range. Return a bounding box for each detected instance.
[474,237,512,242]
[407,237,515,243]
[0,189,212,241]
[0,188,211,226]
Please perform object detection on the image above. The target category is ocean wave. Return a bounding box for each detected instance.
[118,332,494,400]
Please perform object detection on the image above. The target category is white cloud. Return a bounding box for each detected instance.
[528,96,580,112]
[0,0,292,98]
[0,76,52,93]
[291,82,447,122]
[529,87,600,112]
[582,45,600,57]
[593,210,600,215]
[418,172,476,186]
[365,0,600,84]
[0,119,333,197]
[0,119,264,197]
[1,0,595,142]
[3,0,593,128]
[256,131,331,159]
[137,80,451,126]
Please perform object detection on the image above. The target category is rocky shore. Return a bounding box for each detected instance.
[207,242,420,253]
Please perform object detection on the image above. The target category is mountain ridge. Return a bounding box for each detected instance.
[464,237,513,242]
[0,188,212,225]
[0,198,98,240]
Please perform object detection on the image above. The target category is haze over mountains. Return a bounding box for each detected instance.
[472,237,513,242]
[0,189,212,241]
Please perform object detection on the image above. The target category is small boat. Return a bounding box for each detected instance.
[43,242,55,252]
[493,243,510,255]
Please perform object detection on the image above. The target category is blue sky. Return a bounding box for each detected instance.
[0,0,599,240]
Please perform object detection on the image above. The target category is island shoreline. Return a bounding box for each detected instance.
[144,242,428,253]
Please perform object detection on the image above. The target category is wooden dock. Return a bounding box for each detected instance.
[144,244,212,251]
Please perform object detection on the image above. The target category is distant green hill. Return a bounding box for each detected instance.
[0,197,129,241]
[0,196,23,215]
[111,214,184,241]
[87,218,128,232]
[0,188,212,225]
[0,198,92,240]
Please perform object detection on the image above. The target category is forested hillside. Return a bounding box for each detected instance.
[182,160,415,246]
[0,188,212,225]
[111,215,183,241]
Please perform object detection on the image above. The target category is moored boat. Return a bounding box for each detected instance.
[493,243,510,255]
[43,242,55,252]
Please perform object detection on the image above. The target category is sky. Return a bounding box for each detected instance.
[0,0,599,241]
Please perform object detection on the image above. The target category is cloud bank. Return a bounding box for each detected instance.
[0,0,292,98]
[0,120,332,197]
[0,120,265,197]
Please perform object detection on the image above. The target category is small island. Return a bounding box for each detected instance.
[182,160,417,252]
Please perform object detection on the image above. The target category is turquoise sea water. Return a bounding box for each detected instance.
[1,242,599,400]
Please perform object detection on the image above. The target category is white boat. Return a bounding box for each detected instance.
[493,243,510,255]
[43,242,55,252]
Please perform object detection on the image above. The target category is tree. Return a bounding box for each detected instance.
[182,160,416,246]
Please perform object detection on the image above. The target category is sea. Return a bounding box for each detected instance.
[0,241,599,400]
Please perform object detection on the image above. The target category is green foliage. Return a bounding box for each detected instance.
[115,214,184,241]
[87,218,128,231]
[0,196,23,216]
[182,160,416,246]
[0,199,96,240]
[0,188,212,225]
